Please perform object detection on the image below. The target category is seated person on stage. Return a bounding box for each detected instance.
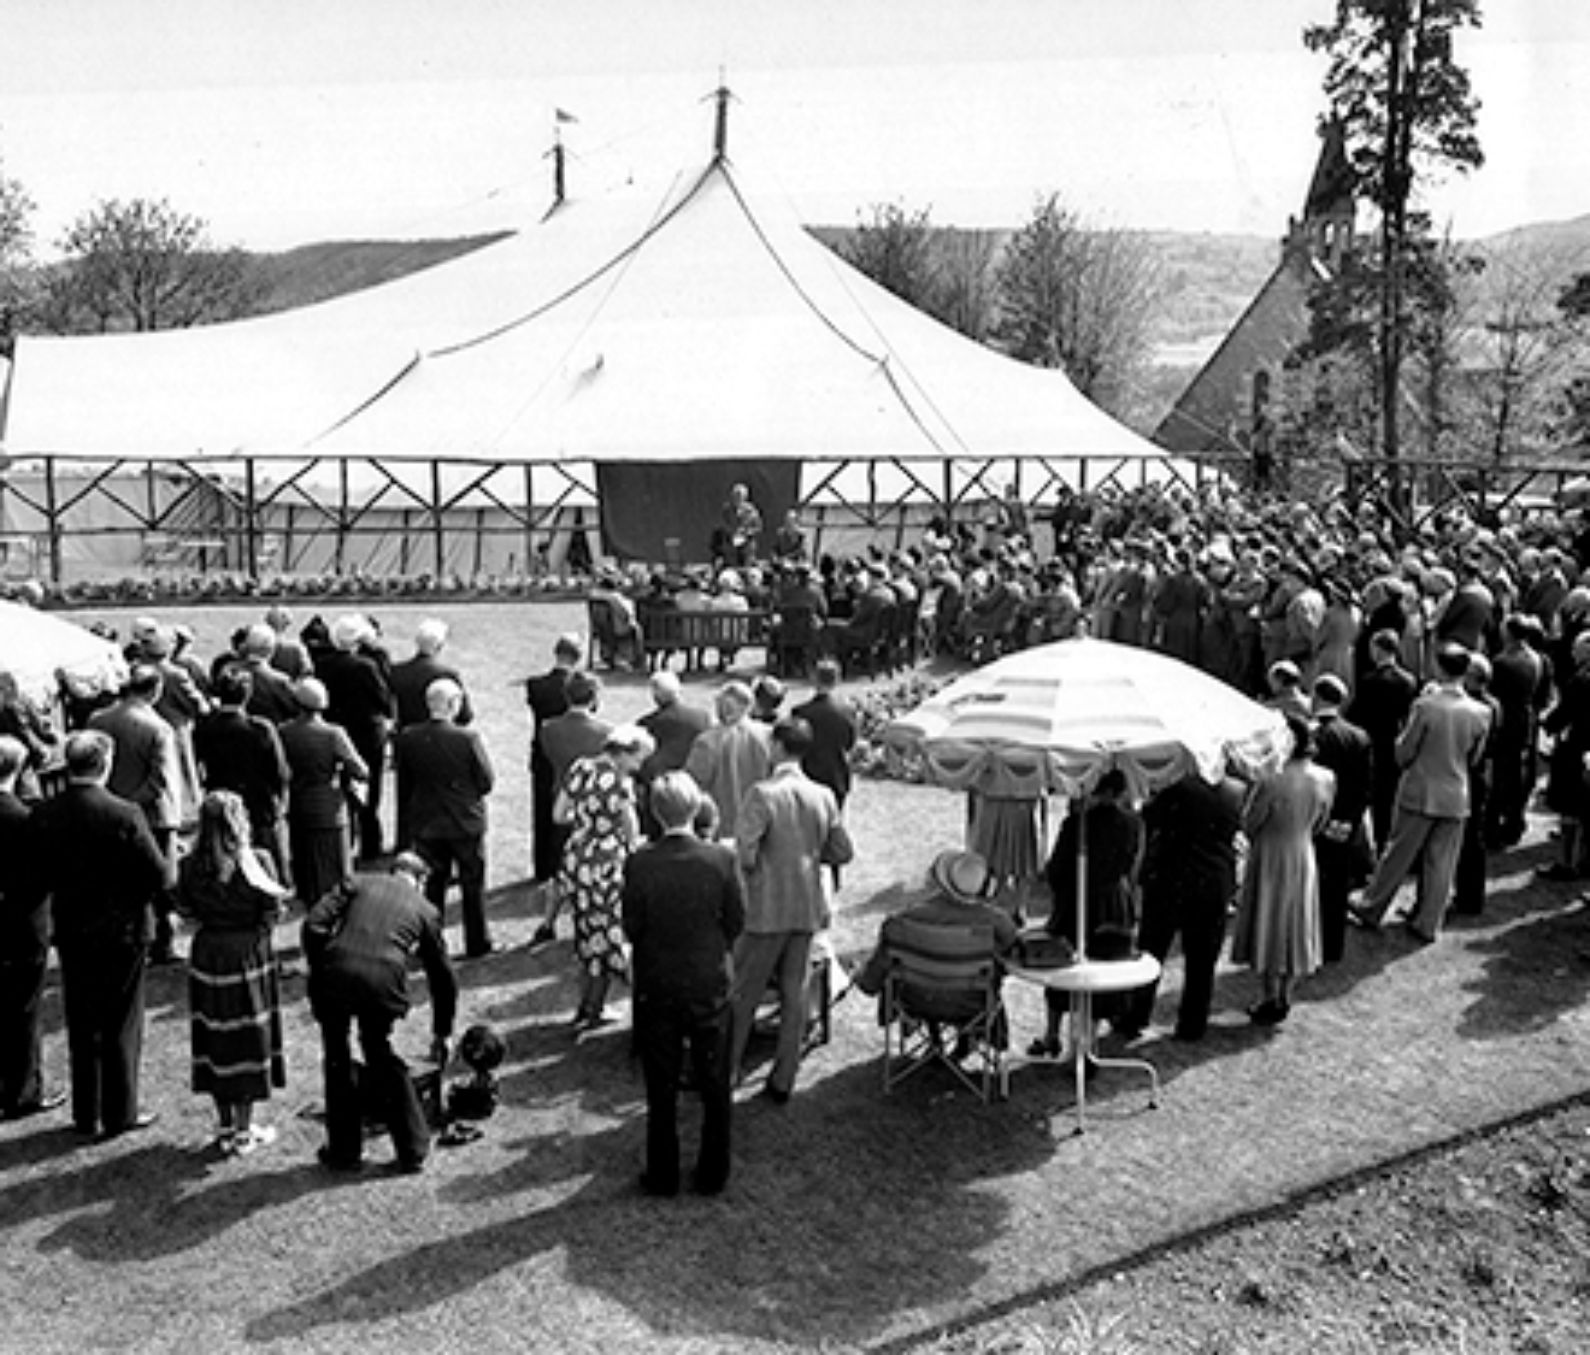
[854,849,1019,1012]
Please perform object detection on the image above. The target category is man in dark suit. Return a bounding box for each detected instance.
[523,633,581,939]
[0,736,63,1120]
[791,659,857,809]
[622,771,744,1197]
[1452,654,1502,917]
[390,618,473,731]
[219,624,302,725]
[193,668,291,883]
[637,670,711,838]
[1486,613,1548,848]
[317,615,396,863]
[536,670,614,943]
[392,679,496,958]
[302,853,457,1174]
[30,731,171,1139]
[1119,771,1243,1041]
[1311,675,1376,963]
[89,664,182,963]
[1345,628,1419,848]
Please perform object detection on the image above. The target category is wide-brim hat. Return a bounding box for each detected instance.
[929,849,994,907]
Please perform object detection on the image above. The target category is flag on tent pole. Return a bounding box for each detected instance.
[554,107,579,124]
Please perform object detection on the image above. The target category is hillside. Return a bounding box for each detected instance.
[246,234,510,314]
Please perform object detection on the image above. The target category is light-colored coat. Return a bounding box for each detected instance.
[1394,682,1492,819]
[735,763,852,934]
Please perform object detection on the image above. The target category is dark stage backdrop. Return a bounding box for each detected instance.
[596,460,800,565]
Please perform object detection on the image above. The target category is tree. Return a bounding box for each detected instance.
[991,194,1161,419]
[839,203,940,313]
[1305,0,1485,496]
[53,197,264,333]
[0,153,37,352]
[931,228,998,343]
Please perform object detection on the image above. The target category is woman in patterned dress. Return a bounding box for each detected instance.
[177,790,290,1155]
[553,724,656,1030]
[278,678,369,907]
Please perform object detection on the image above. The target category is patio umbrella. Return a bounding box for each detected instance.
[0,599,126,709]
[885,636,1290,958]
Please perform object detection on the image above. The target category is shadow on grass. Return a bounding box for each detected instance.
[0,1134,345,1263]
[242,1051,1057,1348]
[1455,895,1590,1039]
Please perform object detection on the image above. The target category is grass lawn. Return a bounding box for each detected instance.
[3,599,1590,1353]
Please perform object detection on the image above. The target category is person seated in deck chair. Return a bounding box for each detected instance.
[853,849,1019,1040]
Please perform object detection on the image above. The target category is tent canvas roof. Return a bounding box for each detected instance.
[1,148,1181,476]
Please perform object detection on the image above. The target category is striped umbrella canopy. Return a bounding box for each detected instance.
[0,600,127,710]
[885,636,1290,800]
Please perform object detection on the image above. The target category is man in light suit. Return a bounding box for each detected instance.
[392,679,496,959]
[728,718,852,1104]
[89,665,182,963]
[1351,643,1492,943]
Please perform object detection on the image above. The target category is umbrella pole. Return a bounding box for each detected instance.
[1074,794,1087,964]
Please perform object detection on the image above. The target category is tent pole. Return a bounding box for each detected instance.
[431,460,445,578]
[244,458,259,578]
[523,464,536,580]
[44,456,61,585]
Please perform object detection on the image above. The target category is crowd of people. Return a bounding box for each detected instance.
[6,472,1590,1189]
[0,600,867,1193]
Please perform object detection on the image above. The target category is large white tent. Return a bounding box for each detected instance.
[1,142,1179,473]
[0,115,1207,575]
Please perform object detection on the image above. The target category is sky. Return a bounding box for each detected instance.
[0,0,1585,255]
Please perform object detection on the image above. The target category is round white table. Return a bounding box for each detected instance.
[1006,953,1162,1135]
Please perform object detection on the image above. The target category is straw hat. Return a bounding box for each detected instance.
[930,849,994,906]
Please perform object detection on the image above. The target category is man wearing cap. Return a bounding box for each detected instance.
[1311,675,1375,963]
[622,771,744,1196]
[302,852,457,1175]
[728,718,852,1104]
[29,731,172,1139]
[1350,643,1491,943]
[392,679,496,958]
[854,849,1018,997]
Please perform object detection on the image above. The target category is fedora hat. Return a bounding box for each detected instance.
[930,849,993,906]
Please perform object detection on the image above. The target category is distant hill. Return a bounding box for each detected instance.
[246,234,511,314]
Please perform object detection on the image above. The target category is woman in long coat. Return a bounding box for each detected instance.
[1231,713,1335,1025]
[278,678,369,908]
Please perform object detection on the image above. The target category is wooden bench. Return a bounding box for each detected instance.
[637,606,770,673]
